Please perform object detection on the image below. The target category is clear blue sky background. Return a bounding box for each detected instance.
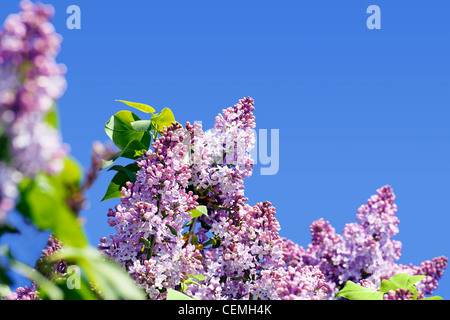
[1,0,450,298]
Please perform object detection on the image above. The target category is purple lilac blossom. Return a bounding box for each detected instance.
[382,288,423,300]
[4,234,63,300]
[101,97,330,300]
[4,283,38,300]
[0,0,68,177]
[283,185,448,299]
[0,0,68,223]
[100,122,201,299]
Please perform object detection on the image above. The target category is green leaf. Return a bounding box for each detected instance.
[379,273,427,300]
[104,110,151,151]
[131,120,153,132]
[0,284,11,298]
[0,265,13,286]
[379,279,400,293]
[100,151,121,170]
[0,135,10,162]
[190,274,206,282]
[166,288,195,300]
[101,163,139,201]
[100,140,148,170]
[11,260,64,300]
[108,163,140,181]
[139,237,151,248]
[188,205,208,218]
[419,296,444,300]
[200,219,212,231]
[151,107,175,132]
[202,238,216,247]
[183,219,196,228]
[0,224,19,236]
[44,104,59,129]
[119,139,148,160]
[212,237,222,249]
[184,279,200,286]
[51,272,98,300]
[388,273,426,290]
[60,157,83,191]
[167,224,178,236]
[16,173,87,248]
[116,100,155,114]
[409,284,420,300]
[335,281,384,300]
[49,246,145,300]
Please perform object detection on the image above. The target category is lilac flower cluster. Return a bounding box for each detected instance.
[283,185,448,299]
[4,235,63,300]
[275,265,328,300]
[358,278,425,300]
[4,283,38,300]
[392,256,448,297]
[101,97,331,300]
[0,0,68,221]
[382,288,422,300]
[100,122,201,299]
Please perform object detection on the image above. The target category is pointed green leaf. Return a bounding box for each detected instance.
[116,100,155,114]
[139,237,151,248]
[335,281,384,300]
[0,284,11,298]
[44,104,59,129]
[119,140,148,160]
[104,110,151,151]
[379,279,400,293]
[188,206,208,218]
[184,279,200,286]
[101,163,139,201]
[131,120,153,132]
[60,156,83,191]
[151,107,175,132]
[167,224,178,236]
[166,288,195,300]
[16,172,87,248]
[107,163,140,182]
[100,140,147,171]
[11,260,64,300]
[191,274,206,282]
[419,296,443,300]
[388,273,426,290]
[0,224,19,236]
[100,151,121,170]
[409,283,420,300]
[49,246,145,300]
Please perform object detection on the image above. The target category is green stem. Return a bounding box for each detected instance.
[187,217,198,244]
[147,234,155,260]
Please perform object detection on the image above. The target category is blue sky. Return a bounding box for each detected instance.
[2,0,450,298]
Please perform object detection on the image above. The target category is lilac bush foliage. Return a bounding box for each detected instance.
[282,185,448,299]
[0,0,68,222]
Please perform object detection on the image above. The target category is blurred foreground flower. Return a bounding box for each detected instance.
[0,0,68,222]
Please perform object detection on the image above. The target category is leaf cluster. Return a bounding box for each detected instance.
[100,100,175,201]
[335,273,443,300]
